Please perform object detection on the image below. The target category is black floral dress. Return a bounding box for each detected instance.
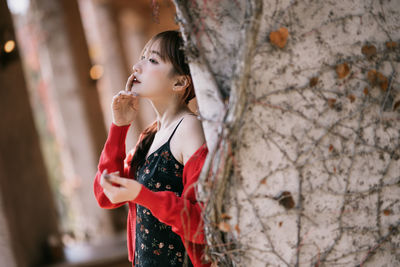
[133,117,194,267]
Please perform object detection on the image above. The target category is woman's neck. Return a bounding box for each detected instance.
[149,97,190,131]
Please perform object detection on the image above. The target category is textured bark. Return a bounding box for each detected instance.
[173,0,400,266]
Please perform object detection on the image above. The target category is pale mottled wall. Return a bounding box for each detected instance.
[234,1,399,265]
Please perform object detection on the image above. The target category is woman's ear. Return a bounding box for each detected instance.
[173,75,191,92]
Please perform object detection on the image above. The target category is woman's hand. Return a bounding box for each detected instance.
[111,74,140,126]
[100,169,143,203]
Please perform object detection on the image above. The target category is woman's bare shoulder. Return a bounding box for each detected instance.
[176,113,206,165]
[180,113,205,140]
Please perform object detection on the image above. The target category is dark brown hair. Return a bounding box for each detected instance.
[130,30,195,176]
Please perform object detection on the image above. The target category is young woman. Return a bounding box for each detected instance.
[93,30,211,267]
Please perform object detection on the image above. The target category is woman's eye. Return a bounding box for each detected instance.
[149,58,158,64]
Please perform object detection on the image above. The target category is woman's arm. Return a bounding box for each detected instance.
[93,122,133,209]
[132,143,208,244]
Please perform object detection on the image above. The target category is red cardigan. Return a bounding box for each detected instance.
[93,122,211,267]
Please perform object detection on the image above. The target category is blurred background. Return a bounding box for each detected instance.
[0,0,198,266]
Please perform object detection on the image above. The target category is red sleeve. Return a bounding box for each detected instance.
[93,122,133,209]
[132,143,208,244]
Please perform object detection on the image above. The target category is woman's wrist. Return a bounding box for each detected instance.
[112,121,132,127]
[131,183,143,202]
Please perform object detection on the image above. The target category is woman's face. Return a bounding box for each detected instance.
[130,39,177,100]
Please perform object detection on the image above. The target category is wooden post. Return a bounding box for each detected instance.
[30,0,118,241]
[0,0,63,265]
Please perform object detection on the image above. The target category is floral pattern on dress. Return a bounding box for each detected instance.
[133,117,192,266]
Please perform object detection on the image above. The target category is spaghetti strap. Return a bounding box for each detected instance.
[167,117,184,143]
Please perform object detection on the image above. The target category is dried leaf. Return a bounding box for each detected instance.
[328,98,336,108]
[309,76,319,87]
[386,41,398,49]
[347,94,356,103]
[270,27,289,48]
[278,221,283,227]
[367,69,377,85]
[274,191,295,210]
[260,177,267,184]
[329,144,334,152]
[336,63,350,79]
[363,87,369,95]
[367,70,388,91]
[377,72,388,91]
[218,221,231,232]
[383,209,391,216]
[361,44,377,59]
[235,224,241,234]
[220,213,232,220]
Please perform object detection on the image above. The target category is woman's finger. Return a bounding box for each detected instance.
[101,172,112,186]
[110,171,120,175]
[125,74,135,92]
[100,169,108,182]
[109,175,129,187]
[113,91,130,104]
[104,170,119,179]
[100,171,106,187]
[101,176,113,190]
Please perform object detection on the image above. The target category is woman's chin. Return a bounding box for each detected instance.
[132,89,148,98]
[131,83,141,91]
[131,85,141,93]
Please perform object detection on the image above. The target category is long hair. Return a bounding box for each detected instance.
[130,30,195,176]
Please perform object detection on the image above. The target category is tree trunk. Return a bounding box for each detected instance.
[173,0,400,266]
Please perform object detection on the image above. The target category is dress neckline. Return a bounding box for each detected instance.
[144,141,168,162]
[143,116,186,165]
[144,141,184,167]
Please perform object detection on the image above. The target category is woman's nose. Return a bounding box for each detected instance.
[132,63,141,74]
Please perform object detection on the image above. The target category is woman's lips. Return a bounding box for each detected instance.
[133,76,141,83]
